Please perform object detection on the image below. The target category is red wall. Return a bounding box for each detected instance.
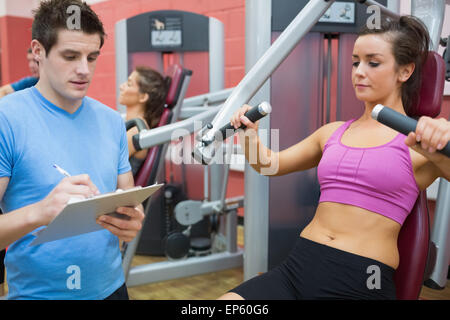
[89,0,246,109]
[0,16,33,85]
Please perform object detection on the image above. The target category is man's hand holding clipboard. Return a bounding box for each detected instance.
[96,190,145,243]
[30,166,163,246]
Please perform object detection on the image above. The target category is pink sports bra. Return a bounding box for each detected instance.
[317,119,420,225]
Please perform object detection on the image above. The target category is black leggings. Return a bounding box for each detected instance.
[104,283,129,300]
[230,236,396,300]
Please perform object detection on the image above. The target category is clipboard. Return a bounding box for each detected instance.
[30,183,163,246]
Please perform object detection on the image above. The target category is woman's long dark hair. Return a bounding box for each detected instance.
[135,66,170,129]
[358,16,430,115]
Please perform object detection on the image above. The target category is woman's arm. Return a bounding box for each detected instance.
[127,126,139,158]
[0,85,14,99]
[405,116,450,189]
[232,104,336,176]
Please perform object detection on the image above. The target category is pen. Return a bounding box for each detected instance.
[52,164,71,177]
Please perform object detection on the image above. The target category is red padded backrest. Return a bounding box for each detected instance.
[408,51,446,118]
[134,63,188,187]
[165,64,184,109]
[394,192,430,299]
[394,52,445,300]
[134,108,171,187]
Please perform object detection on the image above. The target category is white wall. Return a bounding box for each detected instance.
[0,0,109,18]
[0,0,40,18]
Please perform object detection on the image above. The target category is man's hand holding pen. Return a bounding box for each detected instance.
[35,174,100,226]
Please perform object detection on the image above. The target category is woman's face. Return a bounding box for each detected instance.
[119,71,143,107]
[351,34,411,107]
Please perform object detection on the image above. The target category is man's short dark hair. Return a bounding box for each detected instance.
[32,0,106,55]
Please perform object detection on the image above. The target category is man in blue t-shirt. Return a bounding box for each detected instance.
[0,0,145,299]
[0,48,39,98]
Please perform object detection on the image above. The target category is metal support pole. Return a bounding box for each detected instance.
[411,0,445,51]
[243,0,272,280]
[425,179,450,289]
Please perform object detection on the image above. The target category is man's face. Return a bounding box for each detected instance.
[35,29,101,108]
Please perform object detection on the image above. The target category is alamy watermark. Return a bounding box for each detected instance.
[366,4,381,30]
[66,4,81,30]
[169,121,280,175]
[66,265,81,290]
[366,265,381,290]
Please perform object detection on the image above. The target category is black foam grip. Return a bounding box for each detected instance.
[376,107,450,157]
[219,104,268,140]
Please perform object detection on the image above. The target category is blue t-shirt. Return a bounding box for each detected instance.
[0,87,131,299]
[10,76,39,91]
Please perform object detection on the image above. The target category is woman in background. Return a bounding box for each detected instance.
[119,66,169,176]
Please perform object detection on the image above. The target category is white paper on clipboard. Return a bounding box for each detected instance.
[30,183,163,246]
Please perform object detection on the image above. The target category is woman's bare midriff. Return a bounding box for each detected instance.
[300,202,402,269]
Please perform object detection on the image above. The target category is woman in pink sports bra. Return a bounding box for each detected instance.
[220,15,450,300]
